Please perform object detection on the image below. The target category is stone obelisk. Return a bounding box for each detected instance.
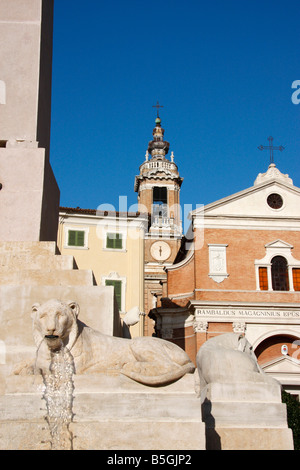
[0,0,59,241]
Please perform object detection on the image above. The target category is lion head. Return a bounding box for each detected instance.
[32,299,79,352]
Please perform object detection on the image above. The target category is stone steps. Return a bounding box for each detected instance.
[0,241,58,256]
[0,268,95,286]
[0,241,96,287]
[0,252,77,271]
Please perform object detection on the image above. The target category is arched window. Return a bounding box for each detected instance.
[271,256,289,291]
[255,240,300,292]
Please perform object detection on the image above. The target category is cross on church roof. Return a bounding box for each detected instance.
[152,101,164,118]
[258,136,285,165]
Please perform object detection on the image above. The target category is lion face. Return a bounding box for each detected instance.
[32,300,79,351]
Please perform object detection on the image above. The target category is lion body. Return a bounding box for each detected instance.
[16,299,195,386]
[196,333,278,389]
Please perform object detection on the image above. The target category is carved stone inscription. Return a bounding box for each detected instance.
[195,308,300,319]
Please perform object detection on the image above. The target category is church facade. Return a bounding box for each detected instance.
[150,162,300,398]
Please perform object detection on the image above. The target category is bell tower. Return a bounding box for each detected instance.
[134,107,183,334]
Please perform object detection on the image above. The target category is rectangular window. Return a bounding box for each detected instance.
[259,267,268,290]
[293,268,300,291]
[105,279,122,311]
[68,230,85,247]
[106,233,123,250]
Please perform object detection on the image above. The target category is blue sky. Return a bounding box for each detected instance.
[50,0,300,233]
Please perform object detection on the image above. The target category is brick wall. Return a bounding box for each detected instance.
[195,228,300,297]
[167,253,195,297]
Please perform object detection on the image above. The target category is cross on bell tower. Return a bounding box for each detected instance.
[152,101,164,118]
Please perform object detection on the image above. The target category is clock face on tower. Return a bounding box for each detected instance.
[150,241,171,261]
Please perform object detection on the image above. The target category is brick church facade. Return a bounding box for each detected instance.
[149,161,300,398]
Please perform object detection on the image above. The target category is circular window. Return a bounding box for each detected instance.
[267,193,283,209]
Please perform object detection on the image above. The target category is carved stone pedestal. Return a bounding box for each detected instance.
[201,382,294,450]
[0,374,205,450]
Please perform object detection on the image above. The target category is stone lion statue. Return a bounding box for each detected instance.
[14,299,195,386]
[196,333,278,389]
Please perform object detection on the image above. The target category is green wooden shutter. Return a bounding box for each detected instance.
[68,230,76,246]
[106,233,114,249]
[76,230,85,247]
[114,233,122,249]
[68,230,85,247]
[105,280,122,311]
[106,233,123,249]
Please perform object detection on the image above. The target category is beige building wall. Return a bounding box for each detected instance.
[57,209,147,337]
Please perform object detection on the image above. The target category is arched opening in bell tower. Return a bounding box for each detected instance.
[152,186,168,218]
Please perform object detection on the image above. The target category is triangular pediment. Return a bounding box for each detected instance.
[262,355,300,374]
[265,240,294,249]
[191,165,300,222]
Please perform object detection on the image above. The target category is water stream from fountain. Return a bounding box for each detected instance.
[41,345,75,450]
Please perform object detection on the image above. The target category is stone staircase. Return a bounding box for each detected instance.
[0,241,96,286]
